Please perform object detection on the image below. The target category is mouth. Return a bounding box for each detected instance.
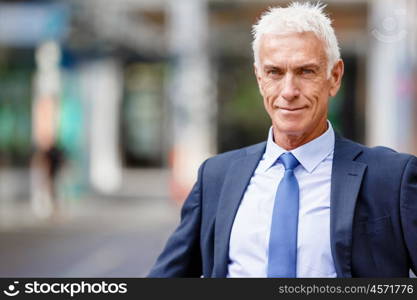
[277,106,307,112]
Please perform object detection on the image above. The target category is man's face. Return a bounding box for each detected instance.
[254,32,343,147]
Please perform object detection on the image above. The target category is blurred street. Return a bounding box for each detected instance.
[0,0,416,279]
[0,169,179,277]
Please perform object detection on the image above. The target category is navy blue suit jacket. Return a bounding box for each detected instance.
[149,135,417,277]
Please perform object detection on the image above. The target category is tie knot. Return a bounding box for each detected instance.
[280,152,299,170]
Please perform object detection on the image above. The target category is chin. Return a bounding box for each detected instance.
[274,121,306,136]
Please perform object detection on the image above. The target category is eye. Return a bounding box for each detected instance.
[301,68,314,74]
[267,69,283,76]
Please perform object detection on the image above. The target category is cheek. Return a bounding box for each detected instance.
[260,79,279,103]
[310,94,329,120]
[306,82,328,107]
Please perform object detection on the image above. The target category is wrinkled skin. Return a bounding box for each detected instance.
[254,32,344,150]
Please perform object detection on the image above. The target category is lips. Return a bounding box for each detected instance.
[278,107,306,111]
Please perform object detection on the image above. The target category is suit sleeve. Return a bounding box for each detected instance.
[147,161,205,277]
[400,156,417,275]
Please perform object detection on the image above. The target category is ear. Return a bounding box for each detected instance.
[329,59,344,97]
[254,63,264,97]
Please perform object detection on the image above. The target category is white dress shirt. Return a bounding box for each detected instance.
[227,121,337,277]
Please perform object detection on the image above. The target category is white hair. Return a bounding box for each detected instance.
[252,1,340,77]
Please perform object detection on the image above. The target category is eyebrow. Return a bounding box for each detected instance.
[296,63,320,70]
[263,63,321,70]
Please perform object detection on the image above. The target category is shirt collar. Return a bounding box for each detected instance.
[262,120,335,173]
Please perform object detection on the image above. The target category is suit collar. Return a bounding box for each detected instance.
[330,134,366,277]
[212,142,266,277]
[211,134,366,278]
[333,133,364,161]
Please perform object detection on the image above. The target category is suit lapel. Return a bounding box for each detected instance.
[210,135,366,278]
[212,143,265,277]
[330,135,367,277]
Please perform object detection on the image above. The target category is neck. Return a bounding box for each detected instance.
[273,121,328,150]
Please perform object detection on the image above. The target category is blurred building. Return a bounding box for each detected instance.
[0,0,416,207]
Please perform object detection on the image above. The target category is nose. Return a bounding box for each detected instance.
[281,74,300,101]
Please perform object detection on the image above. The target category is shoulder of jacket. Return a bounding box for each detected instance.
[338,136,415,165]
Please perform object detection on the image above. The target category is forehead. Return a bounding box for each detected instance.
[259,32,327,66]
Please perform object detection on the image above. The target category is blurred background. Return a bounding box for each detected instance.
[0,0,416,277]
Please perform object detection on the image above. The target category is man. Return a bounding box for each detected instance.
[149,2,417,277]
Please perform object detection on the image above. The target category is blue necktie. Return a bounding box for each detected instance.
[267,152,300,277]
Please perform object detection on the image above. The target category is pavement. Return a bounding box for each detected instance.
[0,168,180,277]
